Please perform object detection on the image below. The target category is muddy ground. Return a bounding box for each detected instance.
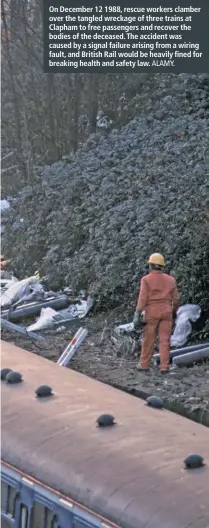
[2,309,209,426]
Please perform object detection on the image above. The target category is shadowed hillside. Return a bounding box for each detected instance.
[2,73,209,333]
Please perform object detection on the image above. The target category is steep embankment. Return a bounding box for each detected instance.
[2,74,209,329]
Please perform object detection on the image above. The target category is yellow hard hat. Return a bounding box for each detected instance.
[148,253,165,266]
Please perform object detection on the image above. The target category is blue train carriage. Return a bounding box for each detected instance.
[1,340,209,528]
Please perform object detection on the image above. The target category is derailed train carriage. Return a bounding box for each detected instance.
[1,340,209,528]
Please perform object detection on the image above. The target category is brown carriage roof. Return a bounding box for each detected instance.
[1,340,209,528]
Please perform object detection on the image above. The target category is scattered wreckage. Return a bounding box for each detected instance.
[1,271,209,370]
[115,304,209,368]
[1,273,94,327]
[1,272,93,366]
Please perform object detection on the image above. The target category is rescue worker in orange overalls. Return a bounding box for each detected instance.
[133,253,180,374]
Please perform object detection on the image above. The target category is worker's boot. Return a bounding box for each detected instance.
[137,365,149,372]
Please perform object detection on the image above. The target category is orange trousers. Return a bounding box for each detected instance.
[139,316,172,372]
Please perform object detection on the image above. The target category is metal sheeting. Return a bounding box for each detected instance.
[1,319,45,341]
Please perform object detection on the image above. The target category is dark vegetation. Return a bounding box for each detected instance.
[1,1,209,337]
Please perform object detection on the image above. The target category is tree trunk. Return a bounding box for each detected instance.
[71,74,82,152]
[1,0,28,181]
[88,74,99,135]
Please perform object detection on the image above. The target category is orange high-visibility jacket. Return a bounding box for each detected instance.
[136,270,180,319]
